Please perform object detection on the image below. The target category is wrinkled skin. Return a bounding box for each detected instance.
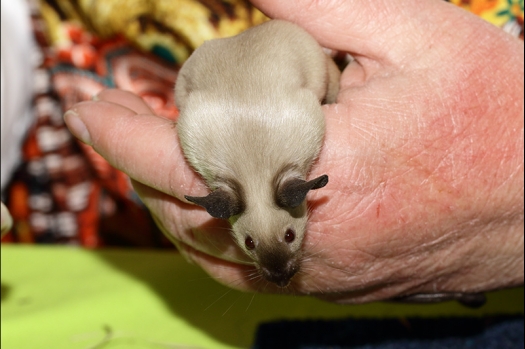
[64,0,523,303]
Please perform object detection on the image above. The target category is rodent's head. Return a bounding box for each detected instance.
[179,90,329,287]
[229,202,307,288]
[185,173,327,287]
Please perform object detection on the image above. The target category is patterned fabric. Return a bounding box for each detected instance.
[2,0,266,247]
[450,0,524,38]
[1,0,523,247]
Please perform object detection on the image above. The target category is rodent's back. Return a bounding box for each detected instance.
[175,19,332,188]
[175,20,330,111]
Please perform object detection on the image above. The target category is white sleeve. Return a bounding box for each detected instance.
[1,0,37,194]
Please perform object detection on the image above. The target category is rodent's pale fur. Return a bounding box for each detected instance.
[175,20,339,287]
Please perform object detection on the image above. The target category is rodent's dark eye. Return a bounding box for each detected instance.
[245,236,255,250]
[284,229,295,243]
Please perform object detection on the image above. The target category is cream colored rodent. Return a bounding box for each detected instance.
[175,19,340,287]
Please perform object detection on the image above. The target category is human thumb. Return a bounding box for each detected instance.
[250,0,487,67]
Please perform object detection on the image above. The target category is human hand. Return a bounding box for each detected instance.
[64,0,524,303]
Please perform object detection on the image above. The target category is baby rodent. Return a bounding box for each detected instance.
[175,19,340,287]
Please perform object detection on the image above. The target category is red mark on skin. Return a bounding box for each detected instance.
[376,203,381,218]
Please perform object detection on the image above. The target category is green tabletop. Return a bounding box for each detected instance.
[1,245,523,349]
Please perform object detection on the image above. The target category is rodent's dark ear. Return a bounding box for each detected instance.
[185,189,244,219]
[276,175,329,209]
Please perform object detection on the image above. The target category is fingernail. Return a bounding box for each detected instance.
[1,202,13,236]
[180,249,195,265]
[172,240,195,265]
[64,110,92,145]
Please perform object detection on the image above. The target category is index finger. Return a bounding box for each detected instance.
[95,89,156,115]
[64,100,208,199]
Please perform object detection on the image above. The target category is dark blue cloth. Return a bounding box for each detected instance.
[253,316,523,349]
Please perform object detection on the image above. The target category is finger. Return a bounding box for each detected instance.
[95,89,155,115]
[339,59,367,89]
[1,202,13,236]
[131,179,252,264]
[182,243,286,293]
[184,244,259,291]
[64,100,208,199]
[150,211,196,264]
[250,0,478,65]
